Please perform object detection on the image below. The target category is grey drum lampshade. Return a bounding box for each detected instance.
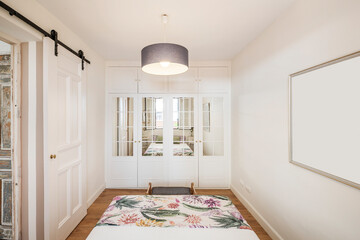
[141,43,189,75]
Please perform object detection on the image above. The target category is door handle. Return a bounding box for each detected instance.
[50,154,56,159]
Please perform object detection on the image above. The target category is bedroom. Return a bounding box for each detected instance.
[0,0,359,239]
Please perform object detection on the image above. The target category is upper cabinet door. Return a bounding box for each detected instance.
[138,71,168,93]
[198,67,230,93]
[106,67,138,93]
[168,68,198,93]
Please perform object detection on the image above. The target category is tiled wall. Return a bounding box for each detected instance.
[0,50,12,239]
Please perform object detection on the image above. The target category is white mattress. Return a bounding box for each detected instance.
[87,226,260,240]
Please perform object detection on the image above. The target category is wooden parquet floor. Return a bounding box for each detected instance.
[67,189,271,240]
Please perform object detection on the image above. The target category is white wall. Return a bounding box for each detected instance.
[231,0,360,240]
[1,0,106,239]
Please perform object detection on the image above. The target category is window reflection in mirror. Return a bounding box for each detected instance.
[173,97,195,156]
[112,97,134,156]
[142,97,163,156]
[202,97,224,156]
[0,38,13,239]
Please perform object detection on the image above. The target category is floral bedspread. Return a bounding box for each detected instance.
[97,195,252,230]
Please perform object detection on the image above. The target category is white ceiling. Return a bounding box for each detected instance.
[36,0,294,61]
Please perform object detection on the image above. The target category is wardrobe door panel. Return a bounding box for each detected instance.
[199,160,227,188]
[169,160,198,187]
[106,67,138,93]
[168,68,198,93]
[138,160,168,188]
[198,67,230,93]
[138,72,168,93]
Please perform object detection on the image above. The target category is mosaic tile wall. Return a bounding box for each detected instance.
[0,42,12,239]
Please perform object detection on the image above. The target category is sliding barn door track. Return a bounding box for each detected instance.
[0,1,90,70]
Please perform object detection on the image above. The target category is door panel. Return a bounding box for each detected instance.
[44,37,86,240]
[199,159,227,188]
[138,160,168,187]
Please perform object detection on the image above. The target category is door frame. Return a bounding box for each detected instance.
[0,34,22,240]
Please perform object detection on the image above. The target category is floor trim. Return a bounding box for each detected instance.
[230,185,283,240]
[87,183,106,208]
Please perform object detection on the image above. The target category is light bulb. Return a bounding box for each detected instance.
[160,61,170,68]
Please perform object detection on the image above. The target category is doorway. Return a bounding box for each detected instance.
[0,39,17,239]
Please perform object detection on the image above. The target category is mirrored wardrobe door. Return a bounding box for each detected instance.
[200,96,224,157]
[169,95,198,187]
[112,96,136,157]
[199,94,228,188]
[172,97,196,157]
[140,97,164,157]
[137,95,168,188]
[108,95,138,187]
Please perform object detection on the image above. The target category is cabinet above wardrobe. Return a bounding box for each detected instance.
[106,65,230,94]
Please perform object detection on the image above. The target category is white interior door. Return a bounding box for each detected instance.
[43,37,87,240]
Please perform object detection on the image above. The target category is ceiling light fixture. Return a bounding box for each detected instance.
[141,14,189,76]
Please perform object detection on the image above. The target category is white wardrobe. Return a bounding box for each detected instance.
[105,64,230,188]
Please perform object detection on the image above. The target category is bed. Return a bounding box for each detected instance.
[86,195,260,240]
[144,143,194,156]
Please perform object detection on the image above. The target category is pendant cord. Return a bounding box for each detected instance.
[163,22,167,43]
[162,14,168,43]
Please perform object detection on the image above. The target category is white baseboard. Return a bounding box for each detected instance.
[230,185,283,240]
[87,183,106,208]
